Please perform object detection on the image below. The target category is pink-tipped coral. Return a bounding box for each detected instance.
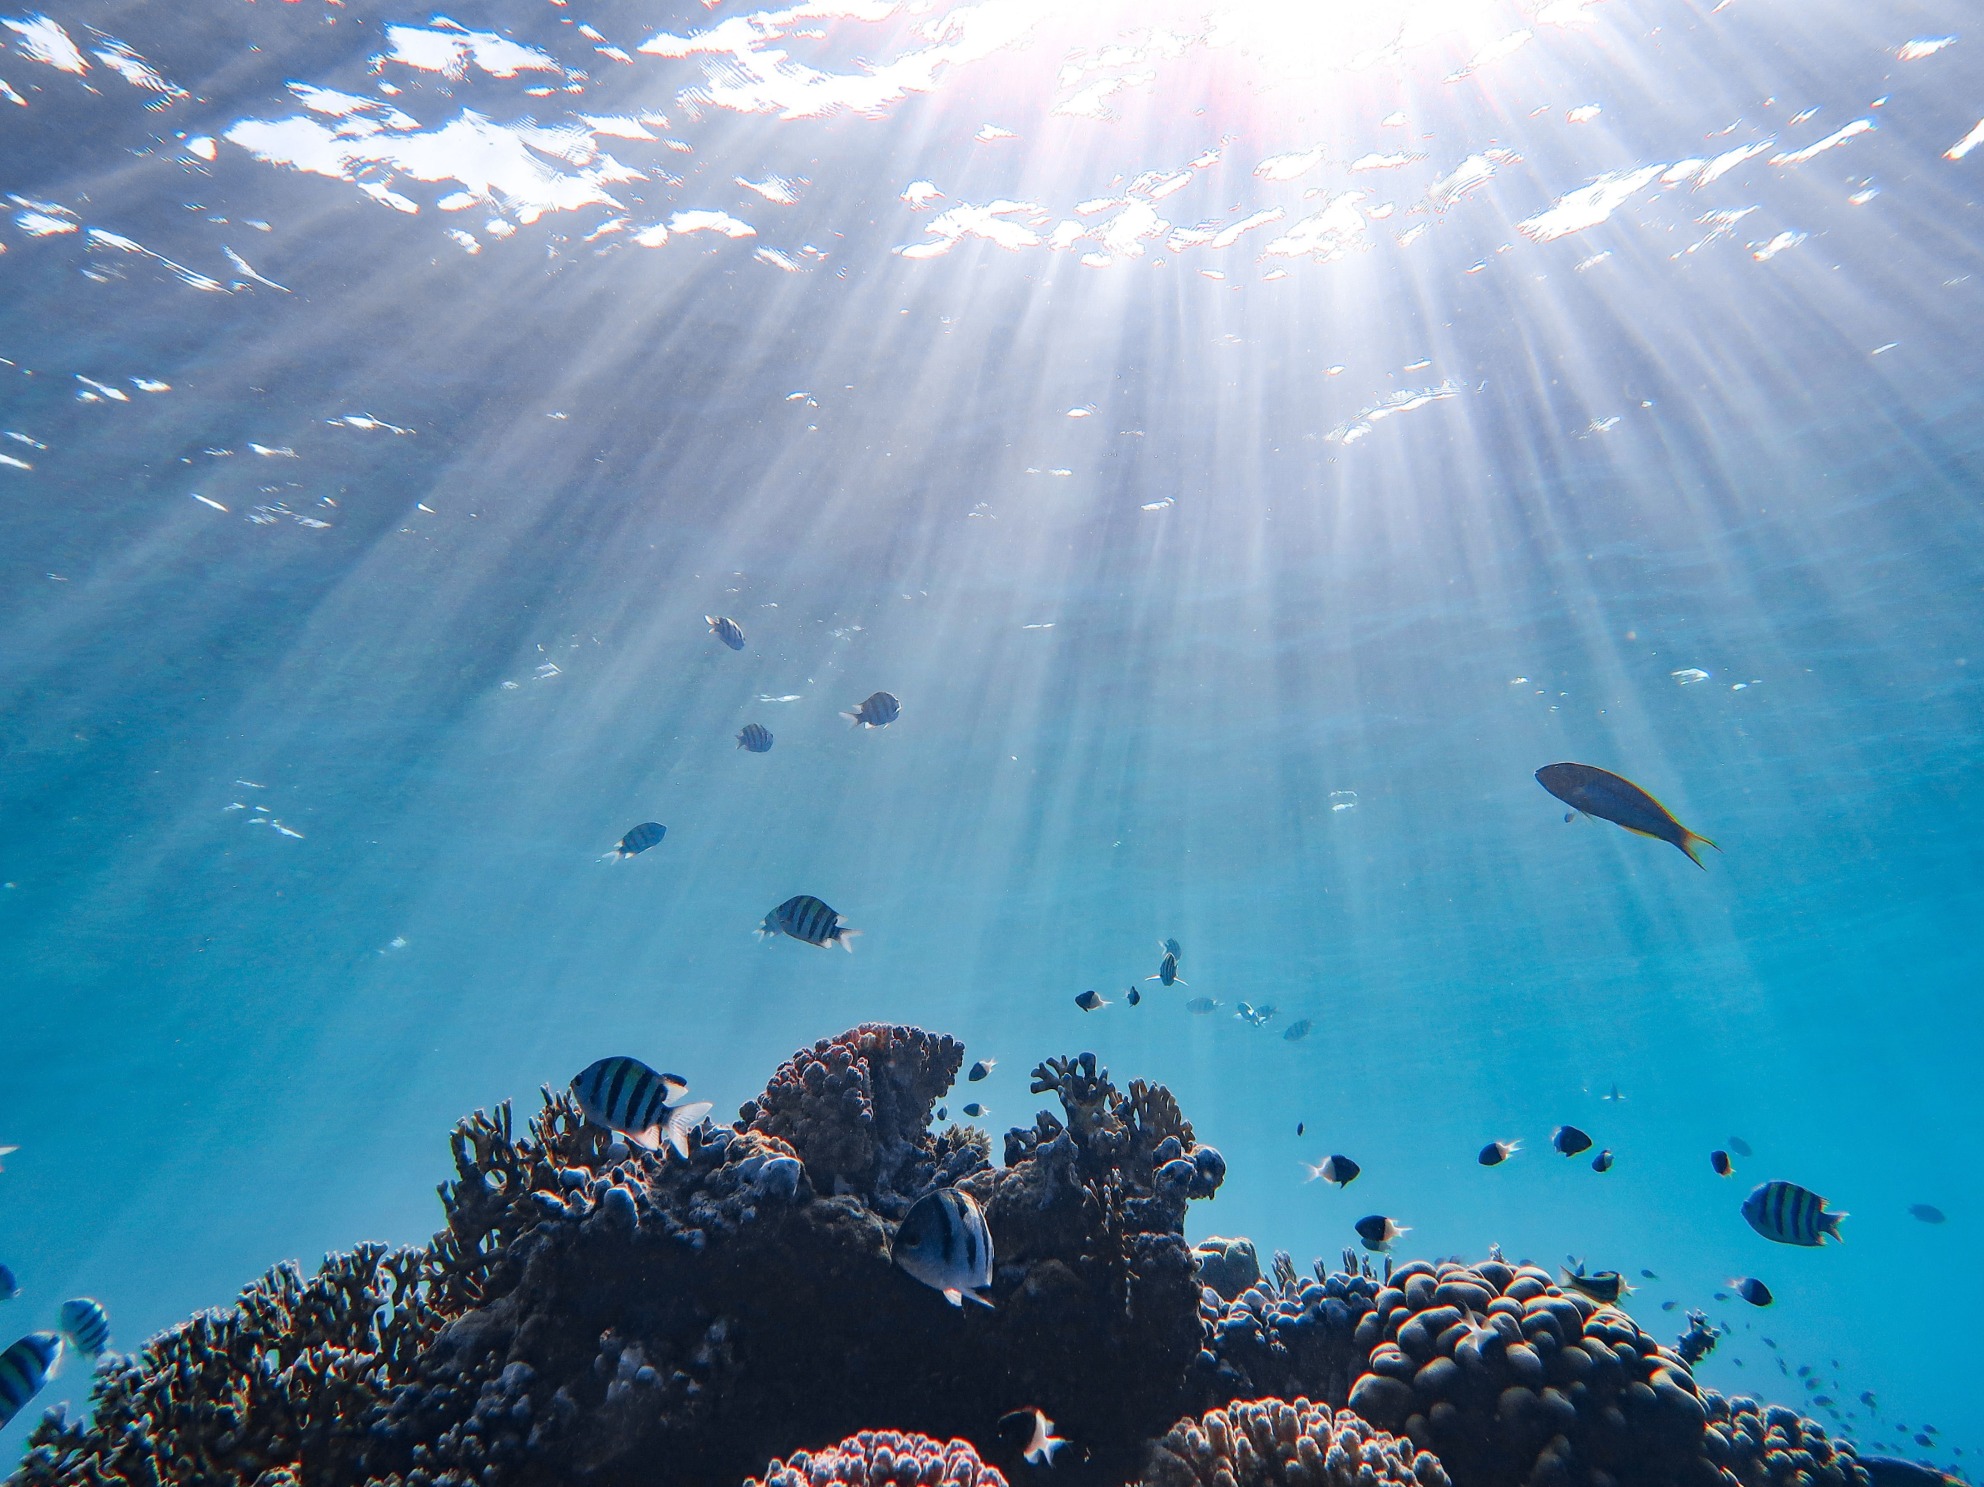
[748,1429,1010,1487]
[1144,1397,1449,1487]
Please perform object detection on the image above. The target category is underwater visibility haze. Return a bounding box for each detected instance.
[1,0,1982,1479]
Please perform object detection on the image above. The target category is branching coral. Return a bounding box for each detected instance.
[748,1430,1009,1487]
[1143,1397,1449,1487]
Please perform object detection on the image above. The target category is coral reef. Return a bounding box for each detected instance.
[2,1024,1887,1487]
[747,1430,1009,1487]
[1701,1397,1870,1487]
[1143,1398,1448,1487]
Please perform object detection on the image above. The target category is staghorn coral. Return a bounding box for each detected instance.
[739,1023,965,1209]
[747,1430,1009,1487]
[1143,1397,1449,1487]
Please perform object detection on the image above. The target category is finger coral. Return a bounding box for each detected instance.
[748,1429,1010,1487]
[1144,1397,1449,1487]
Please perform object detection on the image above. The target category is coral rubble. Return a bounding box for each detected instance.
[3,1025,1886,1487]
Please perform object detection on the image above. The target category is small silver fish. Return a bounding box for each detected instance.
[706,615,746,650]
[893,1188,993,1307]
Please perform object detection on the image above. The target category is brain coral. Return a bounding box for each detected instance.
[1143,1397,1449,1487]
[747,1430,1010,1487]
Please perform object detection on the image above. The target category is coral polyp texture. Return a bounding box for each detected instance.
[747,1430,1010,1487]
[2,1025,1882,1487]
[1143,1398,1448,1487]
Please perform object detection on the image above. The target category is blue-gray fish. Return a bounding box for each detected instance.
[1282,1018,1312,1042]
[706,615,745,651]
[1909,1203,1946,1224]
[58,1299,109,1358]
[1536,762,1719,868]
[1162,937,1182,960]
[842,690,901,728]
[736,723,774,753]
[1355,1214,1407,1251]
[1743,1180,1846,1246]
[1731,1277,1773,1307]
[1074,988,1109,1011]
[0,1264,16,1302]
[0,1332,61,1430]
[1184,997,1218,1014]
[892,1188,993,1307]
[968,1059,995,1082]
[570,1057,713,1157]
[1562,1257,1631,1304]
[606,822,666,860]
[758,894,857,950]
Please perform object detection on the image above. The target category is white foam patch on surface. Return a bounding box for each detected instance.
[383,21,561,80]
[1947,121,1984,161]
[224,111,638,225]
[1751,229,1805,261]
[1771,119,1872,167]
[85,229,227,291]
[1898,37,1956,61]
[670,209,755,238]
[1328,381,1463,445]
[1519,164,1666,242]
[737,175,802,205]
[1697,139,1772,186]
[91,37,183,96]
[2,13,86,74]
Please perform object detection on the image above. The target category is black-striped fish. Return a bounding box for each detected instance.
[605,822,666,861]
[1282,1018,1312,1042]
[570,1057,713,1158]
[1162,937,1182,960]
[1743,1180,1847,1247]
[842,691,901,728]
[736,723,774,753]
[1148,950,1185,986]
[706,615,745,651]
[892,1188,993,1307]
[58,1299,109,1358]
[757,895,857,950]
[0,1331,61,1430]
[1536,762,1719,868]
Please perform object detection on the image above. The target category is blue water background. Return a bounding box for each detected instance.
[2,0,1981,1467]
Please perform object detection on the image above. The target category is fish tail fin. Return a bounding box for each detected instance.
[627,1126,661,1151]
[960,1288,996,1310]
[1824,1209,1847,1243]
[837,927,861,952]
[664,1102,713,1159]
[840,710,862,727]
[1680,830,1719,868]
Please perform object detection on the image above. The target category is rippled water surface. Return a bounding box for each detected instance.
[2,0,1981,1469]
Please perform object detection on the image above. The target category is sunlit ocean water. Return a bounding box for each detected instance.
[3,0,1982,1470]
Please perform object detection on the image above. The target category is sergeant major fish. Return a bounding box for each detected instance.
[842,691,901,728]
[0,1264,16,1301]
[604,822,666,860]
[892,1188,994,1308]
[736,723,774,753]
[1743,1181,1847,1247]
[706,615,746,651]
[0,1332,61,1431]
[1536,762,1719,868]
[758,895,858,950]
[571,1056,714,1157]
[58,1299,109,1358]
[1282,1019,1312,1042]
[1149,950,1185,986]
[1162,937,1182,960]
[1184,997,1219,1014]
